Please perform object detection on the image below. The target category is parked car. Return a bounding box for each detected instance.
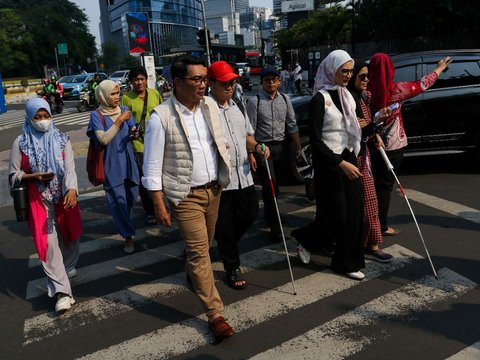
[109,70,130,86]
[388,49,480,159]
[62,72,108,100]
[286,49,480,183]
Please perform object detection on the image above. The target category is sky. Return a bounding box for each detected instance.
[72,0,274,49]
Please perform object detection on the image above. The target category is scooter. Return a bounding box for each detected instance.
[239,74,253,91]
[77,89,97,112]
[38,92,64,114]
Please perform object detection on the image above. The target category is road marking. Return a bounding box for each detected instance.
[76,245,422,360]
[23,241,289,345]
[251,267,477,360]
[404,189,480,225]
[446,341,480,359]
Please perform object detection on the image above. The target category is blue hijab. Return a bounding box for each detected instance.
[19,98,68,203]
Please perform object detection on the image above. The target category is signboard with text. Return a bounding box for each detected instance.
[281,0,314,13]
[58,43,68,55]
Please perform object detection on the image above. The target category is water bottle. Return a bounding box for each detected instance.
[12,185,28,221]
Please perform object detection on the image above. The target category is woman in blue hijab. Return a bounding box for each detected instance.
[9,97,82,314]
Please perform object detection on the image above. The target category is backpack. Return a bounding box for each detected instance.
[86,111,106,186]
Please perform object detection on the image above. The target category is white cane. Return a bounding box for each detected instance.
[262,144,298,295]
[378,146,438,279]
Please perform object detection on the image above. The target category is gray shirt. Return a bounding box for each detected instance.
[212,96,254,191]
[246,90,298,143]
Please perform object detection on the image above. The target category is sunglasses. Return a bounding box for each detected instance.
[358,73,369,81]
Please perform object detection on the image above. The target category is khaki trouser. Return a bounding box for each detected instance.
[172,186,223,317]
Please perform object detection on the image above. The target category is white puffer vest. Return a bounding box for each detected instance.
[152,94,231,206]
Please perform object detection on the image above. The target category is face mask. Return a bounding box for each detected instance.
[31,120,52,132]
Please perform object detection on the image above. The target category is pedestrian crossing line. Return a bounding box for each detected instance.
[404,188,480,225]
[25,239,187,300]
[27,226,175,268]
[251,267,477,360]
[23,241,290,345]
[76,244,422,360]
[446,341,480,359]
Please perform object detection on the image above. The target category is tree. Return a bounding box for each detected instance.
[0,0,97,77]
[0,9,34,77]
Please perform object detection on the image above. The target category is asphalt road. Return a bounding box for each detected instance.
[1,93,480,359]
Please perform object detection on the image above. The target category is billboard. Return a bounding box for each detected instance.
[281,0,314,13]
[126,12,151,53]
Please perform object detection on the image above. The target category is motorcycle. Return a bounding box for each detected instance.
[77,89,97,112]
[38,91,64,114]
[239,74,252,91]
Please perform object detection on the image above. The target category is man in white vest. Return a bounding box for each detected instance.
[142,55,234,339]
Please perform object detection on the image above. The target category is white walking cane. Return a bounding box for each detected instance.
[261,144,298,295]
[378,146,438,279]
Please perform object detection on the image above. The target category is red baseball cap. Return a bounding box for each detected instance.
[207,61,240,82]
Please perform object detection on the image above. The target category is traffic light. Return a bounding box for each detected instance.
[196,29,211,47]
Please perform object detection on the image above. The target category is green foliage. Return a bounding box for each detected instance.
[0,0,97,77]
[276,0,480,50]
[0,8,34,76]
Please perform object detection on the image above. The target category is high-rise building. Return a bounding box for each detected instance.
[273,0,287,29]
[99,0,204,59]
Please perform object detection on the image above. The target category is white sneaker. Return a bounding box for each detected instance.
[297,243,311,264]
[67,268,77,279]
[55,294,75,313]
[346,271,365,280]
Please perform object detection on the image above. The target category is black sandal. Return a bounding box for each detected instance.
[225,268,247,290]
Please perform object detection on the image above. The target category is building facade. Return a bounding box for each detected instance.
[99,0,204,61]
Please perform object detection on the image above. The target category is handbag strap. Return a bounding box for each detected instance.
[96,110,106,128]
[138,89,149,135]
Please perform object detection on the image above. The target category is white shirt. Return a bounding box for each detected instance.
[292,65,303,82]
[142,97,218,191]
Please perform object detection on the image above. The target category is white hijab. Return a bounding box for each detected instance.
[313,50,361,156]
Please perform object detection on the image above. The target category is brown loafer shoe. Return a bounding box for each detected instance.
[208,316,234,339]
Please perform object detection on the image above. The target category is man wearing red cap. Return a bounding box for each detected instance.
[207,61,270,290]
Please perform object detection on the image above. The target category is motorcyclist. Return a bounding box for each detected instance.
[85,78,97,105]
[42,78,55,97]
[50,76,64,104]
[94,73,102,85]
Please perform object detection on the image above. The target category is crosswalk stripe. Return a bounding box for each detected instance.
[446,341,480,359]
[76,244,423,360]
[405,188,480,225]
[23,240,287,345]
[0,108,89,130]
[252,267,477,360]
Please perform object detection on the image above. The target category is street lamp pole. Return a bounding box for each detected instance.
[199,0,211,66]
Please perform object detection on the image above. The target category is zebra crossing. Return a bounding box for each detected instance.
[0,107,90,131]
[15,191,480,359]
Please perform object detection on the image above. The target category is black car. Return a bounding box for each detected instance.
[288,49,480,183]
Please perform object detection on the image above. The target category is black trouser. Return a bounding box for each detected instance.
[215,186,259,271]
[370,148,404,232]
[254,142,285,229]
[134,152,154,216]
[299,150,364,272]
[295,79,301,94]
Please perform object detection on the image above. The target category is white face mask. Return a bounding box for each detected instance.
[31,120,52,132]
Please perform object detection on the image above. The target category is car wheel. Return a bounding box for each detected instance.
[77,100,87,112]
[289,136,313,184]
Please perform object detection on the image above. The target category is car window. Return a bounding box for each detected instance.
[394,65,417,82]
[59,76,73,83]
[426,60,480,89]
[72,76,88,83]
[111,71,126,78]
[100,73,108,80]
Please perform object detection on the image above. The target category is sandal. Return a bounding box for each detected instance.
[382,227,401,236]
[146,215,157,225]
[225,268,247,290]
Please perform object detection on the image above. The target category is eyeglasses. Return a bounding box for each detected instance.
[358,73,369,81]
[183,76,208,85]
[212,79,237,87]
[33,114,52,121]
[341,69,354,76]
[263,77,279,83]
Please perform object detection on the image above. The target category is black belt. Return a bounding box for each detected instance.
[190,181,218,190]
